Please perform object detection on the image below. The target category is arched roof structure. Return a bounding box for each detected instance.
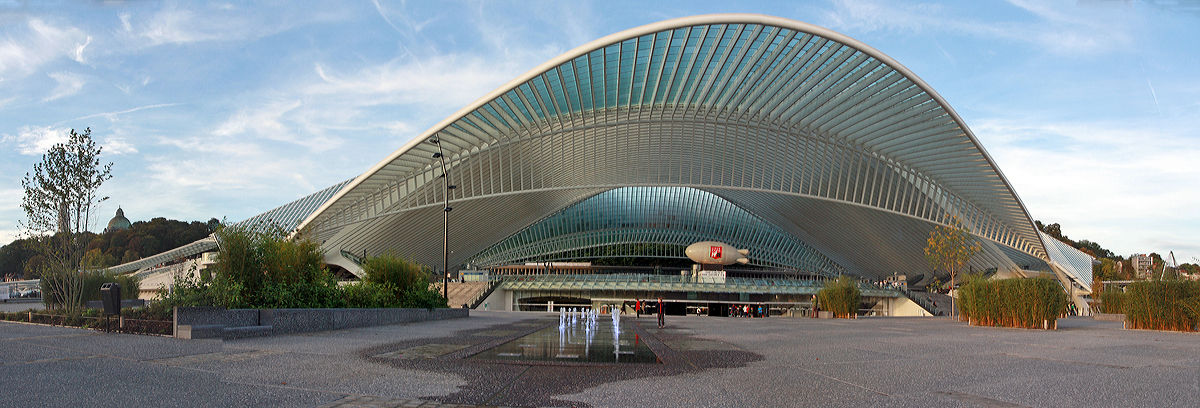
[292,14,1087,288]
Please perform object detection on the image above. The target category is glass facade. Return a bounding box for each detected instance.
[469,187,844,276]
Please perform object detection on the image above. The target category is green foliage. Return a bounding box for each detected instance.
[362,253,431,298]
[257,271,346,309]
[1124,280,1200,332]
[209,223,337,307]
[78,270,141,301]
[817,276,861,318]
[37,263,140,310]
[1,216,217,279]
[153,231,447,310]
[925,215,981,316]
[341,282,399,308]
[957,277,1069,329]
[402,285,449,309]
[1099,290,1126,314]
[0,238,37,279]
[38,265,82,310]
[82,248,118,269]
[19,128,112,311]
[154,270,247,310]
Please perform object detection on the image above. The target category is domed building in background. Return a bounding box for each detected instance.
[104,207,132,233]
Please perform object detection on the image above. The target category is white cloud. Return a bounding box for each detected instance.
[3,125,70,155]
[309,55,523,111]
[0,18,90,79]
[72,35,91,63]
[44,71,86,101]
[213,100,300,138]
[135,8,220,45]
[211,99,346,152]
[975,118,1200,258]
[61,103,180,124]
[821,0,1135,55]
[0,186,23,245]
[118,3,350,48]
[101,136,137,155]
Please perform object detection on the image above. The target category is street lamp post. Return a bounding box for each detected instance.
[428,137,456,303]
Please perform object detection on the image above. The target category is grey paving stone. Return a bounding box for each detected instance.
[5,312,1199,407]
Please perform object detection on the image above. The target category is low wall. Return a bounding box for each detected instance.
[1094,313,1125,322]
[174,307,468,340]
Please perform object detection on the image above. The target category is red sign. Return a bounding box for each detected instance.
[710,246,722,260]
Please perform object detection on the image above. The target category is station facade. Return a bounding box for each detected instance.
[115,15,1095,316]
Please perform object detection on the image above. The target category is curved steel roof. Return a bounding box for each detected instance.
[295,14,1057,280]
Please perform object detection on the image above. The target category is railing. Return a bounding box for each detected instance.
[468,278,503,309]
[898,288,941,316]
[2,311,173,336]
[487,273,910,299]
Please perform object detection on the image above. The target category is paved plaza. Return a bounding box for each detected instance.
[2,310,1197,407]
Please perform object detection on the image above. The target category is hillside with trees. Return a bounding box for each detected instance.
[0,216,219,280]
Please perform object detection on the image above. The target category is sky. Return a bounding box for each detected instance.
[1,0,1197,264]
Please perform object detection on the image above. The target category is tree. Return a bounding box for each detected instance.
[924,214,981,319]
[19,128,112,310]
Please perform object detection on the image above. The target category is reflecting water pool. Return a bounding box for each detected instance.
[472,309,659,364]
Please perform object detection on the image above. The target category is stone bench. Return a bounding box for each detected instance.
[173,307,469,340]
[175,324,223,339]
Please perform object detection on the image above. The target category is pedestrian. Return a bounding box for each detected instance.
[657,297,665,328]
[636,299,641,319]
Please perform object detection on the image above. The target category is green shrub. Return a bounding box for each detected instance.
[402,285,449,309]
[1124,280,1200,332]
[1099,290,1126,314]
[258,270,346,309]
[817,276,861,318]
[80,270,141,302]
[957,277,1068,329]
[154,270,247,310]
[341,281,399,308]
[207,223,332,308]
[362,254,430,299]
[152,227,448,310]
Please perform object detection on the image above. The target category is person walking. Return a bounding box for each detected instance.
[657,297,665,328]
[636,299,641,319]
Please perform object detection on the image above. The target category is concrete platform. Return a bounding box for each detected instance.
[2,312,1197,407]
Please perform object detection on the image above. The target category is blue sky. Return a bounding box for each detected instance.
[1,0,1197,263]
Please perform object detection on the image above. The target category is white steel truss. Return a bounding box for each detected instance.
[293,14,1078,283]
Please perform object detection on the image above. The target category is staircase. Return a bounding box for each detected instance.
[903,290,951,316]
[468,278,502,309]
[444,282,487,308]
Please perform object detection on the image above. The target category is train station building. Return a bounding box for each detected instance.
[113,14,1095,317]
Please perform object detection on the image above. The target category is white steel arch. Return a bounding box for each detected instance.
[295,14,1063,282]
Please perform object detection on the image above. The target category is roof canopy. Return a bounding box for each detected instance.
[288,14,1068,281]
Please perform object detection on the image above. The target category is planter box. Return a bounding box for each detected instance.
[1094,313,1125,322]
[817,311,834,319]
